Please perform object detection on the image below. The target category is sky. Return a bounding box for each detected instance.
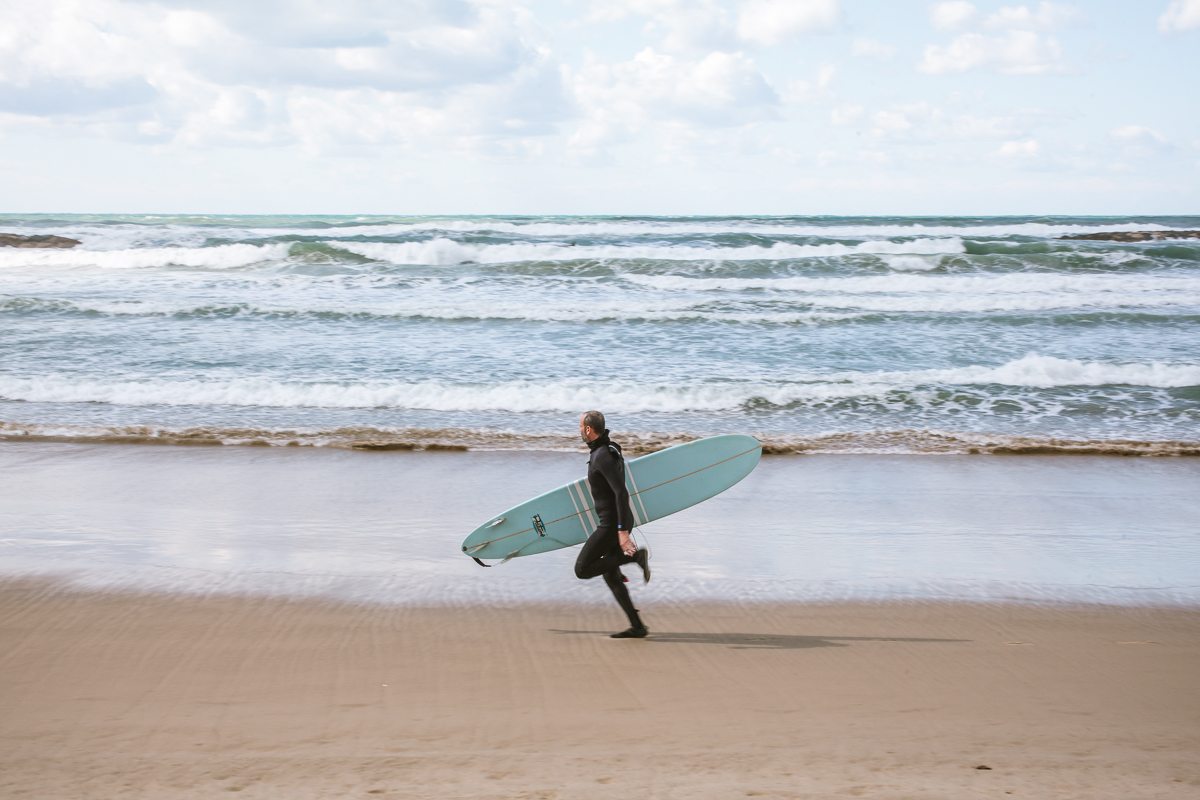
[0,0,1197,215]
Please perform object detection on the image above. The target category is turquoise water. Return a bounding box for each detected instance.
[1,214,1198,453]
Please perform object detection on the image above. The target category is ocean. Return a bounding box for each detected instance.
[2,214,1199,606]
[1,214,1198,454]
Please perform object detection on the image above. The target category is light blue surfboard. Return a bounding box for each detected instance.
[461,434,762,563]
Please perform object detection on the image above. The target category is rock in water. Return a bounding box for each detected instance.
[1058,230,1200,242]
[0,233,82,248]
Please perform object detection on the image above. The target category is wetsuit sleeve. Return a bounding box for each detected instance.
[599,448,634,531]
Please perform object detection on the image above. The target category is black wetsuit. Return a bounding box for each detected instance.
[574,430,642,628]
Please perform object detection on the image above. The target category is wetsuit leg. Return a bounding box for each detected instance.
[574,525,636,579]
[575,526,643,628]
[603,567,642,628]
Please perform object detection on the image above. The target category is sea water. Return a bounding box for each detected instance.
[1,215,1198,606]
[1,214,1198,453]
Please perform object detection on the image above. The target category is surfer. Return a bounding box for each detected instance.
[575,411,651,639]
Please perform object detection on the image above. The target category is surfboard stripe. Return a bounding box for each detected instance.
[565,480,583,532]
[577,480,598,530]
[468,481,597,550]
[625,467,649,526]
[566,480,592,540]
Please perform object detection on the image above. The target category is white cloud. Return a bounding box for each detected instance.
[1110,125,1170,158]
[286,57,569,156]
[830,103,865,125]
[996,139,1040,157]
[930,2,979,31]
[655,3,737,52]
[991,138,1069,171]
[781,64,835,103]
[1111,125,1167,143]
[851,37,897,60]
[871,107,916,137]
[952,114,1030,138]
[586,0,683,24]
[569,48,778,155]
[0,0,567,153]
[930,2,1085,33]
[586,0,839,51]
[737,0,839,46]
[920,2,1082,75]
[984,3,1088,32]
[1159,0,1200,33]
[586,0,735,54]
[918,30,1069,74]
[813,149,890,167]
[864,102,1036,142]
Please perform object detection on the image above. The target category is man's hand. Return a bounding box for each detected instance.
[618,530,636,556]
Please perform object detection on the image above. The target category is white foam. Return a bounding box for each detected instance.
[245,219,1190,240]
[805,292,1200,314]
[329,237,966,265]
[881,255,942,271]
[0,295,862,324]
[294,219,1187,240]
[0,243,291,270]
[865,355,1200,390]
[7,218,1195,255]
[4,265,1198,319]
[627,272,1200,294]
[622,272,1200,312]
[2,357,1194,413]
[0,376,802,412]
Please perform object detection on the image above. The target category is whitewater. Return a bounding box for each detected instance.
[1,213,1198,455]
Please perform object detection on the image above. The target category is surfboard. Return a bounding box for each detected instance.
[461,434,762,564]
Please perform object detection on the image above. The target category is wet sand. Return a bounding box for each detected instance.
[4,442,1199,605]
[2,580,1198,799]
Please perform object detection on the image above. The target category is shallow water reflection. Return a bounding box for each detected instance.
[1,443,1197,606]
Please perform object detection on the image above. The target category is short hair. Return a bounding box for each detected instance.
[582,410,605,433]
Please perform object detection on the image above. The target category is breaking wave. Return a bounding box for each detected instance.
[328,237,967,265]
[0,357,1195,412]
[0,243,291,270]
[626,272,1200,294]
[5,269,1198,321]
[0,295,865,325]
[3,214,1198,455]
[29,217,1194,245]
[302,219,1195,241]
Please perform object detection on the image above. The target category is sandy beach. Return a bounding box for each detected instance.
[2,580,1197,799]
[3,444,1199,797]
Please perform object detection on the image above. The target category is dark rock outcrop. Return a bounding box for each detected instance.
[1059,230,1200,242]
[0,233,82,248]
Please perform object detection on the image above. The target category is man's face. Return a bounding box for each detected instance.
[579,416,591,443]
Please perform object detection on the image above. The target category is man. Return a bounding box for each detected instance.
[574,410,651,638]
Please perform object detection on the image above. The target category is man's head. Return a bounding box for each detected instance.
[579,410,605,443]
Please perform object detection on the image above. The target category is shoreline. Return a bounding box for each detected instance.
[2,578,1197,799]
[8,574,1200,612]
[4,442,1199,609]
[3,422,1198,456]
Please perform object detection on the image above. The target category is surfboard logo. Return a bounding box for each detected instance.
[531,514,547,537]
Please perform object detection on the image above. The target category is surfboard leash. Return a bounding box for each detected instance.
[470,532,575,567]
